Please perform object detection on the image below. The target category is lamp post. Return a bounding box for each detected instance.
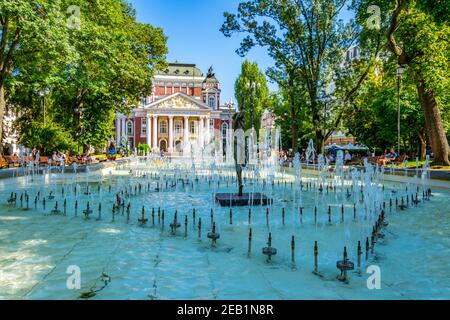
[396,66,404,157]
[39,88,50,127]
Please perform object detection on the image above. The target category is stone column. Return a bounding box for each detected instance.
[146,114,151,148]
[184,116,189,148]
[116,116,121,146]
[168,115,174,152]
[205,117,211,145]
[122,117,126,141]
[199,116,204,148]
[152,115,158,151]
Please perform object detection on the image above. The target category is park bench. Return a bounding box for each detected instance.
[5,156,19,168]
[0,156,9,168]
[39,157,49,166]
[390,155,408,165]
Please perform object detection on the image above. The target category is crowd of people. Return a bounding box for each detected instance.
[279,147,403,167]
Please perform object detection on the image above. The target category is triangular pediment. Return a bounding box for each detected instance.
[147,92,210,110]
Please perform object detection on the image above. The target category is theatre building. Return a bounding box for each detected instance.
[115,62,236,153]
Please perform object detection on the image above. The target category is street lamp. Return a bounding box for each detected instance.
[396,65,405,157]
[38,88,50,127]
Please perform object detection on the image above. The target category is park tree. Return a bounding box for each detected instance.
[266,64,311,152]
[343,59,427,159]
[353,0,450,164]
[221,0,382,154]
[234,60,269,132]
[0,0,70,149]
[5,0,168,153]
[50,0,167,151]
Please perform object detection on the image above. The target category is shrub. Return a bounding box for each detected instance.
[19,122,76,155]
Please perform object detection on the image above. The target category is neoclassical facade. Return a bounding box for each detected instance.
[115,62,235,153]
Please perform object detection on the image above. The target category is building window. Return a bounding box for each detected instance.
[159,120,168,134]
[190,121,197,134]
[141,118,147,136]
[174,121,182,135]
[222,122,228,137]
[209,119,214,129]
[127,121,134,136]
[181,83,187,87]
[209,96,216,109]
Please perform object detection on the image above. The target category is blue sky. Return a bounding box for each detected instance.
[129,0,274,103]
[129,0,353,103]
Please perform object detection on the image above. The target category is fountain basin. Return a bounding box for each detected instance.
[215,193,272,207]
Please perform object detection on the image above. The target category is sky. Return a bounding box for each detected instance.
[128,0,277,102]
[129,0,353,103]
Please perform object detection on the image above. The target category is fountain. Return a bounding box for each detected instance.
[7,192,16,204]
[138,206,148,226]
[207,222,220,246]
[215,110,272,206]
[336,247,355,283]
[83,202,93,219]
[0,132,447,300]
[170,211,181,235]
[262,233,277,261]
[51,202,62,215]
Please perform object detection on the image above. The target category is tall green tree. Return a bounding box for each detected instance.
[8,0,168,153]
[266,63,311,152]
[343,60,427,158]
[353,0,450,164]
[0,0,70,148]
[51,0,167,151]
[221,0,381,153]
[234,59,269,132]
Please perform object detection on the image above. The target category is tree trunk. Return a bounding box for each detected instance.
[417,80,450,165]
[290,107,299,153]
[0,84,5,153]
[315,128,325,155]
[291,123,298,154]
[418,132,427,161]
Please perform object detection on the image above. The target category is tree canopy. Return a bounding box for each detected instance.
[221,0,381,153]
[234,59,269,132]
[1,0,167,154]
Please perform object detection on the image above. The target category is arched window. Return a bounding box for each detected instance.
[127,121,134,136]
[159,120,167,134]
[190,121,196,134]
[221,122,228,137]
[209,96,216,109]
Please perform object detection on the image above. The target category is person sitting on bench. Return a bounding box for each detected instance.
[378,148,397,166]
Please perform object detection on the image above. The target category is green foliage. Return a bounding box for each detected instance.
[137,143,150,153]
[3,0,168,153]
[351,0,450,164]
[19,121,76,155]
[234,60,269,132]
[222,0,380,153]
[343,60,425,156]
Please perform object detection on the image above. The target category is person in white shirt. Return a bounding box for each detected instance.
[344,151,352,165]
